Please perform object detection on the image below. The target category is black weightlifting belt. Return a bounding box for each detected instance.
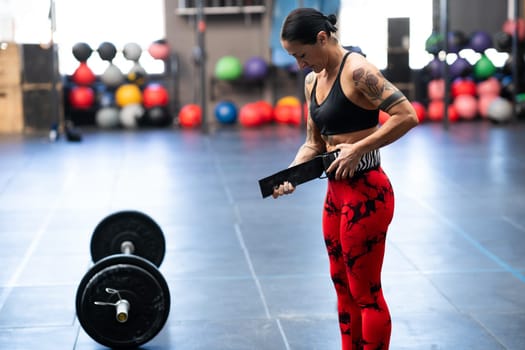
[258,149,381,198]
[258,150,340,198]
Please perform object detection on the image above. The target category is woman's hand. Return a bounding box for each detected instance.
[272,181,295,198]
[325,143,362,180]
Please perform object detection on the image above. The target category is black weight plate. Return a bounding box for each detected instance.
[76,254,171,349]
[91,210,165,267]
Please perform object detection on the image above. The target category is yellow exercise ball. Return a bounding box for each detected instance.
[276,95,301,107]
[116,84,142,107]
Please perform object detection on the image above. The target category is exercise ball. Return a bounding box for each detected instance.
[119,103,144,128]
[427,79,445,100]
[378,110,390,125]
[451,79,477,98]
[478,94,498,118]
[148,40,170,60]
[99,90,115,108]
[425,32,444,55]
[469,31,493,53]
[453,94,478,120]
[494,31,512,52]
[214,101,238,124]
[254,100,274,123]
[473,54,496,80]
[503,18,525,41]
[143,83,169,108]
[72,62,96,86]
[123,42,142,62]
[69,86,94,109]
[476,77,501,97]
[425,57,444,79]
[178,104,202,128]
[487,97,513,123]
[128,62,147,86]
[239,103,263,127]
[274,104,301,125]
[277,95,301,107]
[448,104,460,122]
[411,101,426,122]
[146,106,172,127]
[98,42,117,61]
[243,56,268,80]
[101,63,125,88]
[115,84,142,107]
[95,107,120,128]
[448,30,468,53]
[72,42,92,62]
[449,57,472,78]
[427,100,444,121]
[215,56,243,81]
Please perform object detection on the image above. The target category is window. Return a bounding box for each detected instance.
[6,0,166,75]
[339,0,433,69]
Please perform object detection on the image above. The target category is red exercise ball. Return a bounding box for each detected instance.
[453,95,478,119]
[143,84,169,108]
[411,101,426,122]
[254,100,274,123]
[427,79,445,101]
[427,100,444,121]
[239,103,263,127]
[72,62,96,86]
[148,41,170,60]
[451,79,477,98]
[476,77,501,97]
[447,104,460,122]
[178,104,202,128]
[274,104,301,125]
[378,110,390,125]
[69,86,94,109]
[503,18,525,41]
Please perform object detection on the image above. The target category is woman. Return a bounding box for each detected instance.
[273,8,419,350]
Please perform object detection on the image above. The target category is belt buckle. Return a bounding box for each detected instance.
[319,150,339,180]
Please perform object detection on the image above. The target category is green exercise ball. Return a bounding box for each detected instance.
[473,54,496,80]
[215,56,242,81]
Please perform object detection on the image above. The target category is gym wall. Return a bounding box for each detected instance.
[164,0,298,120]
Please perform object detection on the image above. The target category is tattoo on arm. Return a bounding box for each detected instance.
[353,67,407,109]
[304,72,315,99]
[378,90,407,112]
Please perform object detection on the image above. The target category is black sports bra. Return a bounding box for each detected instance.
[309,52,379,135]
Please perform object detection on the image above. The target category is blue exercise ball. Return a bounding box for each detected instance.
[469,31,493,53]
[214,101,238,124]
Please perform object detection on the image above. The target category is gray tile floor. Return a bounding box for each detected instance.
[0,120,524,349]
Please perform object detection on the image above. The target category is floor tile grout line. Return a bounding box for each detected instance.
[502,215,525,233]
[409,194,525,284]
[275,318,292,350]
[234,223,272,319]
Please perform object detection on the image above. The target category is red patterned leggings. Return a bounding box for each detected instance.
[322,167,395,350]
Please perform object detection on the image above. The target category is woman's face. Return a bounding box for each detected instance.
[281,37,325,73]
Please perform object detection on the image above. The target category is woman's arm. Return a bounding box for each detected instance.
[289,71,326,166]
[326,59,419,180]
[273,71,326,198]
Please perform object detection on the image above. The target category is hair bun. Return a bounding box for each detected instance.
[327,14,337,25]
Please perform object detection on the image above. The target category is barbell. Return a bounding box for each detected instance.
[75,210,171,349]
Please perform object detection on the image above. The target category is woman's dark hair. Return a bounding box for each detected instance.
[281,8,338,45]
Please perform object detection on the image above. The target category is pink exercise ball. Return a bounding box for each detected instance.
[453,95,478,120]
[477,77,501,97]
[427,79,445,100]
